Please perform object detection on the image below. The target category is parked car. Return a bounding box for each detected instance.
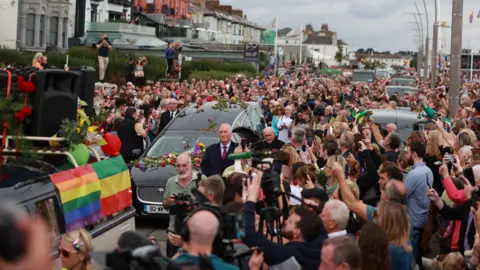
[391,76,417,86]
[0,153,136,265]
[130,101,265,216]
[353,70,376,83]
[385,86,420,98]
[370,109,427,142]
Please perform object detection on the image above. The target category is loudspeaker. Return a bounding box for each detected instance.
[68,66,96,116]
[27,70,79,137]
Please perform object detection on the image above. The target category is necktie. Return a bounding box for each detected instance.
[170,112,173,118]
[222,146,228,160]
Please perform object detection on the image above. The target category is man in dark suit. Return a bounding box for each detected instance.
[253,127,284,152]
[201,123,238,177]
[158,98,178,133]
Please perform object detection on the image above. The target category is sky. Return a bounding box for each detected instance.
[221,0,480,53]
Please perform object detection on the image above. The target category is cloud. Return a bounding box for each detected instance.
[219,0,480,52]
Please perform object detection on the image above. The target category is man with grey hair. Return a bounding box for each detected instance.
[320,236,362,270]
[320,200,351,239]
[159,98,179,132]
[201,123,238,176]
[291,127,311,163]
[158,98,170,113]
[163,153,207,257]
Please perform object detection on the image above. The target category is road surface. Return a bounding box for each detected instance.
[135,216,170,254]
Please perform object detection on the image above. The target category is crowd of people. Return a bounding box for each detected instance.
[7,58,480,270]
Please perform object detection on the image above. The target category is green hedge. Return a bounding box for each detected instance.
[0,47,257,83]
[189,70,256,81]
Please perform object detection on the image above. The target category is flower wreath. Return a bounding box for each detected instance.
[0,69,36,151]
[130,140,206,169]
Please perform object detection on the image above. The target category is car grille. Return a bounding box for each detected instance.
[137,186,165,203]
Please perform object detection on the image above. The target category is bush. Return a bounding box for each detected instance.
[0,47,257,83]
[188,70,256,81]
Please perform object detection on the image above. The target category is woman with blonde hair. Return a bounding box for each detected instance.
[374,200,414,270]
[280,145,299,168]
[32,52,44,70]
[59,228,95,270]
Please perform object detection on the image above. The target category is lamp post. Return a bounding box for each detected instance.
[431,0,440,87]
[416,2,429,81]
[448,0,463,118]
[406,12,424,72]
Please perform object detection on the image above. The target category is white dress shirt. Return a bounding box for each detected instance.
[328,230,347,239]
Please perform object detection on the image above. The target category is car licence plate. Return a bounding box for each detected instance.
[144,205,169,214]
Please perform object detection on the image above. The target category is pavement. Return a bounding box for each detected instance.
[135,216,170,255]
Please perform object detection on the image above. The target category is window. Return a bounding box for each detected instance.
[62,18,67,47]
[36,197,62,252]
[90,4,98,22]
[49,16,59,46]
[39,15,45,46]
[26,14,35,47]
[248,108,264,134]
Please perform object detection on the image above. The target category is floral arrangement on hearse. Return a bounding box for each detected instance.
[130,140,206,170]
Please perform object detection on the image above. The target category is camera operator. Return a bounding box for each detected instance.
[96,33,112,82]
[163,153,206,258]
[173,210,240,270]
[243,170,325,270]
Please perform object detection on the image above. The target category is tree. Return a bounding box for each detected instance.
[356,48,365,54]
[365,48,375,55]
[335,45,344,65]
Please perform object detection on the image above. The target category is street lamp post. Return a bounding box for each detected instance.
[417,2,429,81]
[431,0,440,87]
[406,12,424,72]
[448,0,463,118]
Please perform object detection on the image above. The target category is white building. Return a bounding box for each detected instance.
[188,0,262,44]
[0,0,131,50]
[0,0,19,49]
[359,54,410,69]
[276,24,350,67]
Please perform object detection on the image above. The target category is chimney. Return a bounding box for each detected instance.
[243,14,247,20]
[218,5,232,14]
[206,0,219,10]
[231,9,243,18]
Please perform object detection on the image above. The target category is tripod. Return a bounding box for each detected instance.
[258,205,283,244]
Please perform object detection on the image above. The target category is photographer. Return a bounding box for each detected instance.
[163,153,206,258]
[243,170,325,270]
[96,33,112,82]
[173,210,239,270]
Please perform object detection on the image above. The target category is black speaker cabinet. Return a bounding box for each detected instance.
[27,69,80,137]
[68,66,95,116]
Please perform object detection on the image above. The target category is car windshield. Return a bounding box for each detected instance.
[353,72,375,82]
[386,87,419,97]
[391,78,416,86]
[146,136,220,157]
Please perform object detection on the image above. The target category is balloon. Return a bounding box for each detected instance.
[68,143,90,166]
[101,132,121,157]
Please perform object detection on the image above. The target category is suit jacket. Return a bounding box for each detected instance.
[252,138,284,152]
[158,110,177,133]
[201,142,238,177]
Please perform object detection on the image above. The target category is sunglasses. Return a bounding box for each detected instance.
[58,248,72,258]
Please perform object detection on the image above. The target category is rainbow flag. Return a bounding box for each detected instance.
[50,166,102,231]
[470,10,474,23]
[91,156,131,217]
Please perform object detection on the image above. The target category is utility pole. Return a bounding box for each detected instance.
[431,0,440,87]
[448,0,463,118]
